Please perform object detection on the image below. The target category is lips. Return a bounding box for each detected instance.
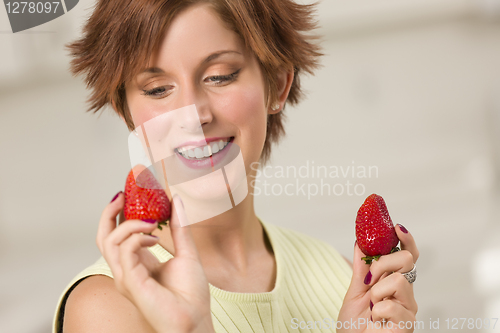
[176,138,232,160]
[175,137,235,170]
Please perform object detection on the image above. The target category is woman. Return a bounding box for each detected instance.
[53,0,419,332]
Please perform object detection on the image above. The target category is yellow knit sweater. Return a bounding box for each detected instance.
[53,218,352,332]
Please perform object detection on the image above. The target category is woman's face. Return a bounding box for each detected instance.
[124,2,269,203]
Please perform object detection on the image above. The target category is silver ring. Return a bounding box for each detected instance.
[403,264,417,284]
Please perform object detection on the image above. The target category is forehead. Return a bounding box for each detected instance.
[152,2,245,67]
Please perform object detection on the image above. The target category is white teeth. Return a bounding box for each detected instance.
[177,138,231,160]
[203,146,210,157]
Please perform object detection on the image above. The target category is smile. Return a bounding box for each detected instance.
[175,137,234,160]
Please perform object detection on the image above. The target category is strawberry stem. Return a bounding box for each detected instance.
[390,246,400,254]
[157,219,169,231]
[145,219,169,235]
[360,255,380,265]
[361,246,400,265]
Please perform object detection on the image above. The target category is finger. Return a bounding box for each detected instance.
[367,250,414,286]
[117,232,178,322]
[102,220,158,272]
[117,233,160,299]
[372,299,417,332]
[118,206,126,224]
[107,220,159,247]
[119,233,160,273]
[370,272,417,313]
[96,191,124,252]
[379,271,391,281]
[170,194,201,261]
[346,241,373,296]
[396,224,419,263]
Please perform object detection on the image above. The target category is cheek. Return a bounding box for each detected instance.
[216,84,268,169]
[125,92,146,127]
[126,92,164,128]
[219,85,267,137]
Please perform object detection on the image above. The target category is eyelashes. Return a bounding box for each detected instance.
[142,86,166,97]
[141,68,242,98]
[207,68,241,85]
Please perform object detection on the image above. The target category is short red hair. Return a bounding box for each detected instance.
[66,0,323,164]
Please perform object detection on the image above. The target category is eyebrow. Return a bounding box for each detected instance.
[141,50,242,74]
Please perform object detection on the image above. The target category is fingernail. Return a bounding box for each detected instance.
[370,300,373,310]
[354,240,357,247]
[148,234,159,238]
[110,191,122,203]
[364,270,372,285]
[141,218,157,224]
[370,315,373,322]
[398,224,408,234]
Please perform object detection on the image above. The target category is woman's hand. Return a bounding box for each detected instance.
[337,225,419,332]
[96,192,214,333]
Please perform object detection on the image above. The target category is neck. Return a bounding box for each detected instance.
[154,186,268,270]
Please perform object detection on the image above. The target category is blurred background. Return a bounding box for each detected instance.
[1,0,500,331]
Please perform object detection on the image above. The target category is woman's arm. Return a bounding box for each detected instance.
[63,275,156,333]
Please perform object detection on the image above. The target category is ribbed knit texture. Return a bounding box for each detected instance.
[53,218,352,332]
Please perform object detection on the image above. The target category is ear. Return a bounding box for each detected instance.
[268,68,294,115]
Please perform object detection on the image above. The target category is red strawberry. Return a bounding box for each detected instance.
[124,164,171,230]
[355,194,399,264]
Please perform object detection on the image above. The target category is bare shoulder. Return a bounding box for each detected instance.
[63,275,155,333]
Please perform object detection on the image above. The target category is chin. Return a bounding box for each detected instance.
[173,174,230,202]
[168,174,232,224]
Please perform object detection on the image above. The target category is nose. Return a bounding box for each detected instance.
[175,82,213,133]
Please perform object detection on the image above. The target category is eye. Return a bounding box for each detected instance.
[206,69,241,86]
[141,86,170,98]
